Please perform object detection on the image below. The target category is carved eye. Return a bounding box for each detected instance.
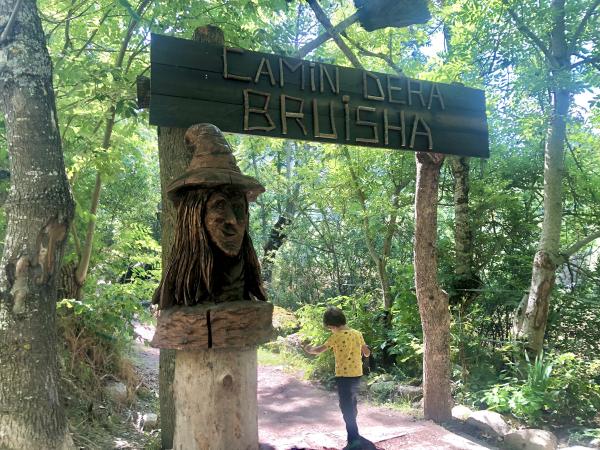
[214,199,226,210]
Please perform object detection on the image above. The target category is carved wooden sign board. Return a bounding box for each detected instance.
[150,34,489,158]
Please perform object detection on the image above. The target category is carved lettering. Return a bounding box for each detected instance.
[356,106,378,144]
[243,89,275,131]
[279,58,304,89]
[387,75,406,104]
[408,80,426,107]
[410,114,433,150]
[312,99,337,139]
[427,83,445,110]
[320,65,339,94]
[342,95,350,141]
[363,72,385,101]
[223,47,251,82]
[309,63,316,92]
[383,109,406,147]
[254,57,276,85]
[280,94,307,135]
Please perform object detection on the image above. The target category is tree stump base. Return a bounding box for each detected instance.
[151,300,274,350]
[172,348,258,450]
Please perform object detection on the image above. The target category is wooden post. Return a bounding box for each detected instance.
[413,152,452,422]
[155,25,226,450]
[172,349,257,448]
[151,301,273,449]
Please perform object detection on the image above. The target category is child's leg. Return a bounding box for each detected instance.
[336,377,361,442]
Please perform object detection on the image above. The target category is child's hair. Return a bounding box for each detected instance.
[323,306,346,327]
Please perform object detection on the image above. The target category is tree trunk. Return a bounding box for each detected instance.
[413,152,451,423]
[0,0,75,447]
[514,87,569,353]
[157,126,194,449]
[449,156,480,310]
[156,25,225,449]
[172,349,258,449]
[262,215,291,282]
[513,0,570,354]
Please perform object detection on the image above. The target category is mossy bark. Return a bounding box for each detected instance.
[0,0,75,447]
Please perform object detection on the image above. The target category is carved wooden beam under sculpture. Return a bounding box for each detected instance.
[151,123,273,449]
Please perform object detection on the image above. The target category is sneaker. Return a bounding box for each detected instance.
[342,441,362,450]
[358,436,377,450]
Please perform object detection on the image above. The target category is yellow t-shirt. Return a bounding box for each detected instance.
[324,328,366,377]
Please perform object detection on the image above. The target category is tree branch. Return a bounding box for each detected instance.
[502,1,555,66]
[0,0,24,43]
[571,0,600,49]
[74,6,115,58]
[558,230,600,264]
[571,55,600,69]
[305,0,364,69]
[343,33,403,75]
[75,172,101,285]
[295,11,359,58]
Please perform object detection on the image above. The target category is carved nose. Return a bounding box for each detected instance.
[223,206,237,225]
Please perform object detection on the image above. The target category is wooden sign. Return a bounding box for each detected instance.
[150,34,489,157]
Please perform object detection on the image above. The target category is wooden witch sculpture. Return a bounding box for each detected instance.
[153,123,267,309]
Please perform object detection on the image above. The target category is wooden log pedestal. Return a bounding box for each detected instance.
[151,300,273,450]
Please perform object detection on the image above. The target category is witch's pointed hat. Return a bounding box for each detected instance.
[167,123,265,202]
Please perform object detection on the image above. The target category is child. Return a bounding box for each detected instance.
[304,306,373,450]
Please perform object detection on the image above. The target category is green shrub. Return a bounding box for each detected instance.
[480,351,600,426]
[272,306,300,336]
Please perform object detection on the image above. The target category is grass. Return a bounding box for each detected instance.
[257,346,314,377]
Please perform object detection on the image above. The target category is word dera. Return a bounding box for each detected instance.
[243,89,434,150]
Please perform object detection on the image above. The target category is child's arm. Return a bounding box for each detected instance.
[361,344,371,358]
[303,344,328,355]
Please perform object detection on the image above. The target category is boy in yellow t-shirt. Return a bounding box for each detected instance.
[304,306,373,450]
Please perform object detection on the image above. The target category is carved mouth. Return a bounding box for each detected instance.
[222,230,239,238]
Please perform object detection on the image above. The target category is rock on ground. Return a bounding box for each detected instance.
[142,413,158,431]
[466,410,511,437]
[503,429,557,450]
[396,385,423,401]
[105,381,128,404]
[452,405,473,421]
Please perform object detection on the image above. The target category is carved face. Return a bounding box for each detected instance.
[204,188,248,257]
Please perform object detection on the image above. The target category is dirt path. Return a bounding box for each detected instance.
[257,364,492,450]
[131,324,493,450]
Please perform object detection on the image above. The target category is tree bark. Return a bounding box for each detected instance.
[513,0,571,354]
[413,152,451,423]
[514,89,569,352]
[0,0,75,447]
[449,156,480,310]
[262,214,291,282]
[157,126,193,449]
[156,25,225,450]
